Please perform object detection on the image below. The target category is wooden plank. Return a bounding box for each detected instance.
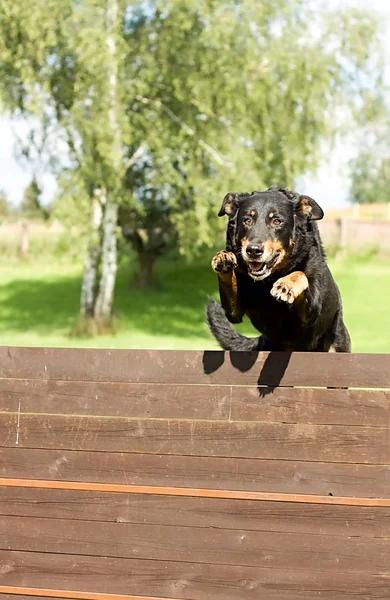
[1,552,389,600]
[1,487,389,537]
[1,479,390,508]
[1,413,387,464]
[0,596,82,600]
[1,379,388,426]
[1,515,389,572]
[0,591,176,600]
[0,596,77,600]
[0,347,389,388]
[2,448,388,498]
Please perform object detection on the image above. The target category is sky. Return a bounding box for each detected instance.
[1,0,390,211]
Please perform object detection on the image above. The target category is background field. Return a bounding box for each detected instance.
[0,254,388,353]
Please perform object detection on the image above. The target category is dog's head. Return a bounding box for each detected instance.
[218,187,323,281]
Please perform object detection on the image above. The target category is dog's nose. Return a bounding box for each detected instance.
[246,244,264,259]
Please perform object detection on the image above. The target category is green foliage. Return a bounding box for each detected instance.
[349,151,390,204]
[122,1,385,256]
[0,0,385,267]
[21,176,51,219]
[0,188,13,217]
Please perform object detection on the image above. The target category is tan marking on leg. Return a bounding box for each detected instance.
[211,250,237,275]
[270,271,309,304]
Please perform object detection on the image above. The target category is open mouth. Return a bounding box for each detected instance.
[246,254,280,280]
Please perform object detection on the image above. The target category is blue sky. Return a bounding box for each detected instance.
[1,0,389,211]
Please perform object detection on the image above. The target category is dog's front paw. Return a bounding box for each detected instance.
[211,251,237,274]
[271,271,308,304]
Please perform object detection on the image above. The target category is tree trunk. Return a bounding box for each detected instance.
[135,250,157,289]
[80,191,103,319]
[95,198,118,326]
[75,0,122,336]
[91,0,121,330]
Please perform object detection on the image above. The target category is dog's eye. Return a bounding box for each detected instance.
[272,218,282,226]
[242,217,253,226]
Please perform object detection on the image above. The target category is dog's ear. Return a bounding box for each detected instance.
[218,193,239,217]
[296,195,324,221]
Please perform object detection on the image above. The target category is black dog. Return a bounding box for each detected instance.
[207,187,351,352]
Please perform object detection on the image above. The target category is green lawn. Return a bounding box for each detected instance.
[0,255,388,352]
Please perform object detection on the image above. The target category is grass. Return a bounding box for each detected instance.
[0,254,389,352]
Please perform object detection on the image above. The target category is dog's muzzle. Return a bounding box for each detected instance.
[242,247,282,281]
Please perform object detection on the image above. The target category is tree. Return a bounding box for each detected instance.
[349,151,390,204]
[0,188,12,217]
[21,177,50,219]
[118,0,386,285]
[0,0,130,331]
[0,0,385,322]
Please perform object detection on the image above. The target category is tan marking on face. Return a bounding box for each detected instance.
[269,212,274,218]
[260,239,287,267]
[241,237,249,249]
[289,238,294,247]
[250,210,256,217]
[263,239,284,255]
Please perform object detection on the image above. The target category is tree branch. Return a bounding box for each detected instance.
[135,95,233,168]
[125,142,147,169]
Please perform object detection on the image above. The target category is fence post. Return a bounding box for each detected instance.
[20,220,29,260]
[339,217,348,248]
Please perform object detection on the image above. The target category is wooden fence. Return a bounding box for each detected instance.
[0,347,389,600]
[319,218,390,251]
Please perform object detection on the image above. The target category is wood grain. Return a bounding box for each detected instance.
[1,347,389,598]
[1,413,387,464]
[0,551,389,600]
[1,379,388,426]
[0,590,176,600]
[1,479,390,507]
[1,487,389,536]
[1,347,389,388]
[2,514,389,572]
[2,448,388,498]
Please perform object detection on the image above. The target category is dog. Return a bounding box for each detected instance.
[207,187,351,352]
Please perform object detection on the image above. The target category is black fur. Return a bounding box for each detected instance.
[207,187,351,352]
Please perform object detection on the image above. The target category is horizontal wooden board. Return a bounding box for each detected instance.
[2,479,390,508]
[0,596,82,600]
[1,413,387,464]
[2,448,388,498]
[1,347,389,388]
[0,596,78,600]
[0,551,389,600]
[1,379,388,426]
[0,592,176,600]
[1,515,389,572]
[1,487,389,537]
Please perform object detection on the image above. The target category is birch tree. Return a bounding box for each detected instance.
[0,0,384,320]
[0,0,129,331]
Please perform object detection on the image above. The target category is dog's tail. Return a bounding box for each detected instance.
[206,299,261,351]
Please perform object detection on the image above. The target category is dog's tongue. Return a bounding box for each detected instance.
[250,263,264,271]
